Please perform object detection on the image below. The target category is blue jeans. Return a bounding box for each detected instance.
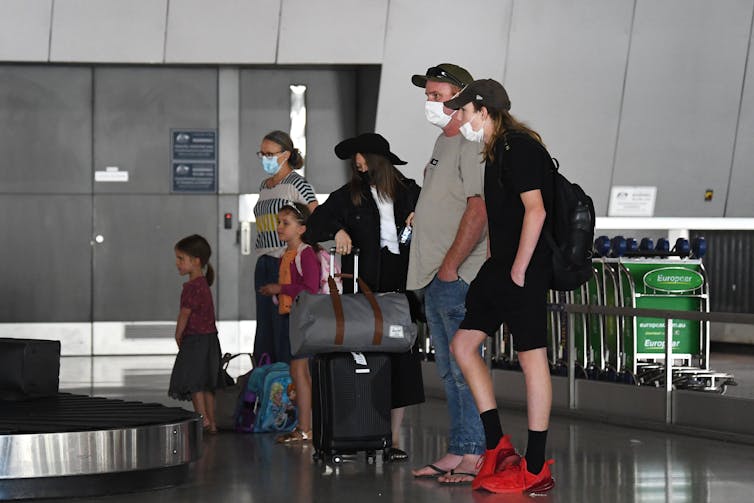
[424,275,485,456]
[254,254,280,363]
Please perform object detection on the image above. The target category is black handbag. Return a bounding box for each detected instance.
[214,352,253,431]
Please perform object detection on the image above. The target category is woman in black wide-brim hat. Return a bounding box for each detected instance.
[306,132,425,462]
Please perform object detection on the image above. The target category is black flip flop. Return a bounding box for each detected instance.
[413,464,448,478]
[437,469,476,486]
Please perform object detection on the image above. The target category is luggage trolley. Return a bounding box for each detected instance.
[614,250,734,393]
[546,286,592,379]
[593,254,624,381]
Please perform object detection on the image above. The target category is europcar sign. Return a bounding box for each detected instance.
[643,267,704,293]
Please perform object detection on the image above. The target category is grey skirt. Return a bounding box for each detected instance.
[168,332,224,401]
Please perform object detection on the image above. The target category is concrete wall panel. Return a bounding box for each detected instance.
[277,0,387,64]
[166,0,280,63]
[51,0,167,63]
[0,0,52,61]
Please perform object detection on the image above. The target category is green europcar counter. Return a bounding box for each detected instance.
[615,259,709,374]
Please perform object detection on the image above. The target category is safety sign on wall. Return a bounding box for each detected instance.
[171,129,217,193]
[608,186,657,217]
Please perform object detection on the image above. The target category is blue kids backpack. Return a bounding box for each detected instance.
[236,355,298,433]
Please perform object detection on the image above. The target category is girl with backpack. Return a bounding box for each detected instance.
[442,80,556,494]
[258,203,320,442]
[169,234,225,434]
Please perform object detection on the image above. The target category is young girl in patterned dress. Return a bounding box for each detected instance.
[169,234,224,433]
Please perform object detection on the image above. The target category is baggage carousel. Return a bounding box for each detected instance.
[0,393,202,500]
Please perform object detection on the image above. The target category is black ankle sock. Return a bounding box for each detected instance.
[525,429,548,474]
[480,409,504,450]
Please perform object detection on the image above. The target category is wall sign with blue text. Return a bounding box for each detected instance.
[171,129,217,192]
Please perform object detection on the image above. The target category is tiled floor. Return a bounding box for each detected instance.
[42,354,754,502]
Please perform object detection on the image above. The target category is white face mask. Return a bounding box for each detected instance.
[460,113,485,143]
[424,100,454,128]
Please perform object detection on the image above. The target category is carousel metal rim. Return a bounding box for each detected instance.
[0,463,192,501]
[0,418,202,479]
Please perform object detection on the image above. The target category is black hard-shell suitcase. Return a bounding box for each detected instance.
[311,351,392,464]
[0,338,61,400]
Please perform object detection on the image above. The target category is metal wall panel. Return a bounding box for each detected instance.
[218,68,240,194]
[356,66,381,135]
[674,391,754,437]
[0,0,52,61]
[505,0,634,215]
[576,379,667,422]
[93,67,218,194]
[165,0,280,64]
[0,195,92,322]
[728,25,754,217]
[375,0,513,183]
[0,323,91,355]
[492,370,570,411]
[50,0,167,63]
[0,66,92,193]
[90,320,242,355]
[218,194,240,320]
[691,230,754,313]
[613,0,753,216]
[277,0,387,64]
[239,67,358,194]
[92,195,217,321]
[239,227,257,320]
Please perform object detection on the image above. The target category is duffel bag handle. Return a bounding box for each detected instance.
[326,277,383,347]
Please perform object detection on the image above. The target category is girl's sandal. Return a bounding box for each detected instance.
[276,428,313,443]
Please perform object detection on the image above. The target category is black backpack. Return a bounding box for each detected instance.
[502,133,595,291]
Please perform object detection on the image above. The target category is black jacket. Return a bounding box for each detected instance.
[306,173,421,293]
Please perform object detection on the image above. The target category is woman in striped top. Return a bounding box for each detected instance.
[253,130,318,363]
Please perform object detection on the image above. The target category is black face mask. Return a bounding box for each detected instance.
[357,170,371,185]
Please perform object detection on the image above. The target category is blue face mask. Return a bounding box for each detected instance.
[261,156,281,175]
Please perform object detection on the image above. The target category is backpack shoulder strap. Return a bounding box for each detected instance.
[293,243,312,276]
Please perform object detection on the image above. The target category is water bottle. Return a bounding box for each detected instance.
[398,225,413,245]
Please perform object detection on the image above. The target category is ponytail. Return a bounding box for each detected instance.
[288,147,304,170]
[205,263,215,286]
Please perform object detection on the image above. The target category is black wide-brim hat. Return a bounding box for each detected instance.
[334,133,407,165]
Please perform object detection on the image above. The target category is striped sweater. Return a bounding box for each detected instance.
[254,171,317,258]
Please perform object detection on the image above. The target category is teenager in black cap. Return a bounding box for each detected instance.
[306,133,425,462]
[443,79,556,494]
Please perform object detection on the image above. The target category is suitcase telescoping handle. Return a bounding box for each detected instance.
[326,247,382,348]
[329,246,359,292]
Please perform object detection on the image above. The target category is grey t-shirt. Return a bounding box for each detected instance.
[406,133,487,290]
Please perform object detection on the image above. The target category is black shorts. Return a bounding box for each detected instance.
[459,258,549,352]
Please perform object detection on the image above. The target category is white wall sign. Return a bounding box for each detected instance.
[608,186,657,217]
[95,166,129,182]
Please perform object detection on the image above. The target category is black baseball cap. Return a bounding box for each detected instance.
[444,79,511,112]
[411,63,473,89]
